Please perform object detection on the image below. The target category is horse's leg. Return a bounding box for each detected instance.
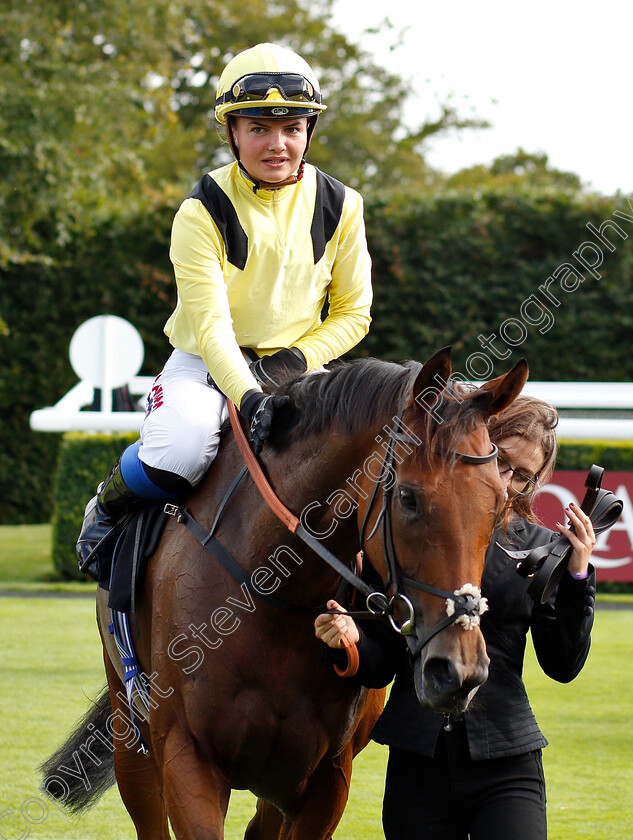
[158,721,230,840]
[242,758,351,840]
[244,799,284,840]
[279,747,354,840]
[103,654,170,840]
[278,689,386,840]
[350,688,386,757]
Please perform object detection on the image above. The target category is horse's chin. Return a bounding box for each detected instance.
[412,654,483,716]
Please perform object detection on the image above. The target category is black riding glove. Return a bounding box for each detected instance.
[250,348,307,388]
[239,390,290,453]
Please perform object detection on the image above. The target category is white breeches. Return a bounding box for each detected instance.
[139,349,229,486]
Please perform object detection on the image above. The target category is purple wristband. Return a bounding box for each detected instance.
[570,570,590,580]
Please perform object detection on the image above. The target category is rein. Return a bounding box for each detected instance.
[226,400,495,649]
[166,397,497,674]
[165,404,378,615]
[225,399,377,603]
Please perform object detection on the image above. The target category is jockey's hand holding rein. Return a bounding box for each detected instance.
[240,391,290,454]
[314,599,360,649]
[557,502,596,578]
[239,348,306,452]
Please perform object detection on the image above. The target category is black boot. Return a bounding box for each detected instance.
[76,459,142,581]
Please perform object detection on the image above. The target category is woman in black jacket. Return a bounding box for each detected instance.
[315,396,596,840]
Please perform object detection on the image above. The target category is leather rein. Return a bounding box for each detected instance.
[228,400,496,652]
[166,399,497,673]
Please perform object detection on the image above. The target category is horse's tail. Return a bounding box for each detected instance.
[39,687,116,814]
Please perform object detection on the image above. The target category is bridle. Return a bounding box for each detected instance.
[358,406,497,656]
[166,398,497,660]
[227,397,497,654]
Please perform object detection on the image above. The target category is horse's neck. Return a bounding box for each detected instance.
[264,429,375,515]
[247,430,377,594]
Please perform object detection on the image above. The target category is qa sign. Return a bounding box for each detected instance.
[534,471,633,582]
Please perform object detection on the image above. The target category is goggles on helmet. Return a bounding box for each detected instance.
[215,72,323,108]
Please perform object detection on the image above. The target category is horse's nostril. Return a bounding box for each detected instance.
[423,657,461,694]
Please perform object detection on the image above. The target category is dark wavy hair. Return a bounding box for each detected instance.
[487,395,559,525]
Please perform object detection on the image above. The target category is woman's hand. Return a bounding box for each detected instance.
[314,599,360,649]
[557,501,596,576]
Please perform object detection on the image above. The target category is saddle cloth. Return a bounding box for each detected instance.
[106,502,169,613]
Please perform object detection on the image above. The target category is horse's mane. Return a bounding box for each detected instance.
[274,358,410,439]
[269,358,488,458]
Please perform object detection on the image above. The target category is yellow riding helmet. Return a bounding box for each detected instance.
[214,43,327,125]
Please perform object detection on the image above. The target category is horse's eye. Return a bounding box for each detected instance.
[398,486,418,513]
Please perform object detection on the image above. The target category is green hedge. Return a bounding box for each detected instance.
[51,433,633,581]
[51,433,136,579]
[359,190,633,381]
[3,187,632,523]
[556,440,633,470]
[0,203,174,524]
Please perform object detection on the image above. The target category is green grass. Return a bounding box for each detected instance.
[0,596,386,839]
[1,525,632,838]
[0,523,55,583]
[0,523,95,592]
[525,615,633,840]
[3,522,632,601]
[1,597,632,839]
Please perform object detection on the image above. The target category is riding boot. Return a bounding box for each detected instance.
[76,459,143,581]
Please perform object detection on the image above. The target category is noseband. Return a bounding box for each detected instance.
[359,412,496,656]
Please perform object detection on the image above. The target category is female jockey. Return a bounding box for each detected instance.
[77,43,373,577]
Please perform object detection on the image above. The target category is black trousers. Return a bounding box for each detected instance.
[382,721,547,840]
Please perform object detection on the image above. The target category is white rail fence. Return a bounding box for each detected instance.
[513,382,633,441]
[29,316,633,441]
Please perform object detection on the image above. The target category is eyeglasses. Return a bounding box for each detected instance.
[496,454,539,496]
[216,73,323,107]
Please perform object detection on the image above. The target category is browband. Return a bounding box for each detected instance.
[391,430,499,465]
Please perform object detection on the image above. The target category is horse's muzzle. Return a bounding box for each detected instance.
[411,635,489,715]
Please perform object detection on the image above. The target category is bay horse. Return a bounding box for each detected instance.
[42,347,527,839]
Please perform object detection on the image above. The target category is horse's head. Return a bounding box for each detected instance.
[267,349,526,712]
[357,347,528,714]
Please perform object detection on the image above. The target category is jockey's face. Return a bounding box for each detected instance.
[231,116,307,184]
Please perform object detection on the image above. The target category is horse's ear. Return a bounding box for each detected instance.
[475,357,529,419]
[405,346,452,411]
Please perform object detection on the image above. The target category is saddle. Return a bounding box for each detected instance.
[105,502,170,614]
